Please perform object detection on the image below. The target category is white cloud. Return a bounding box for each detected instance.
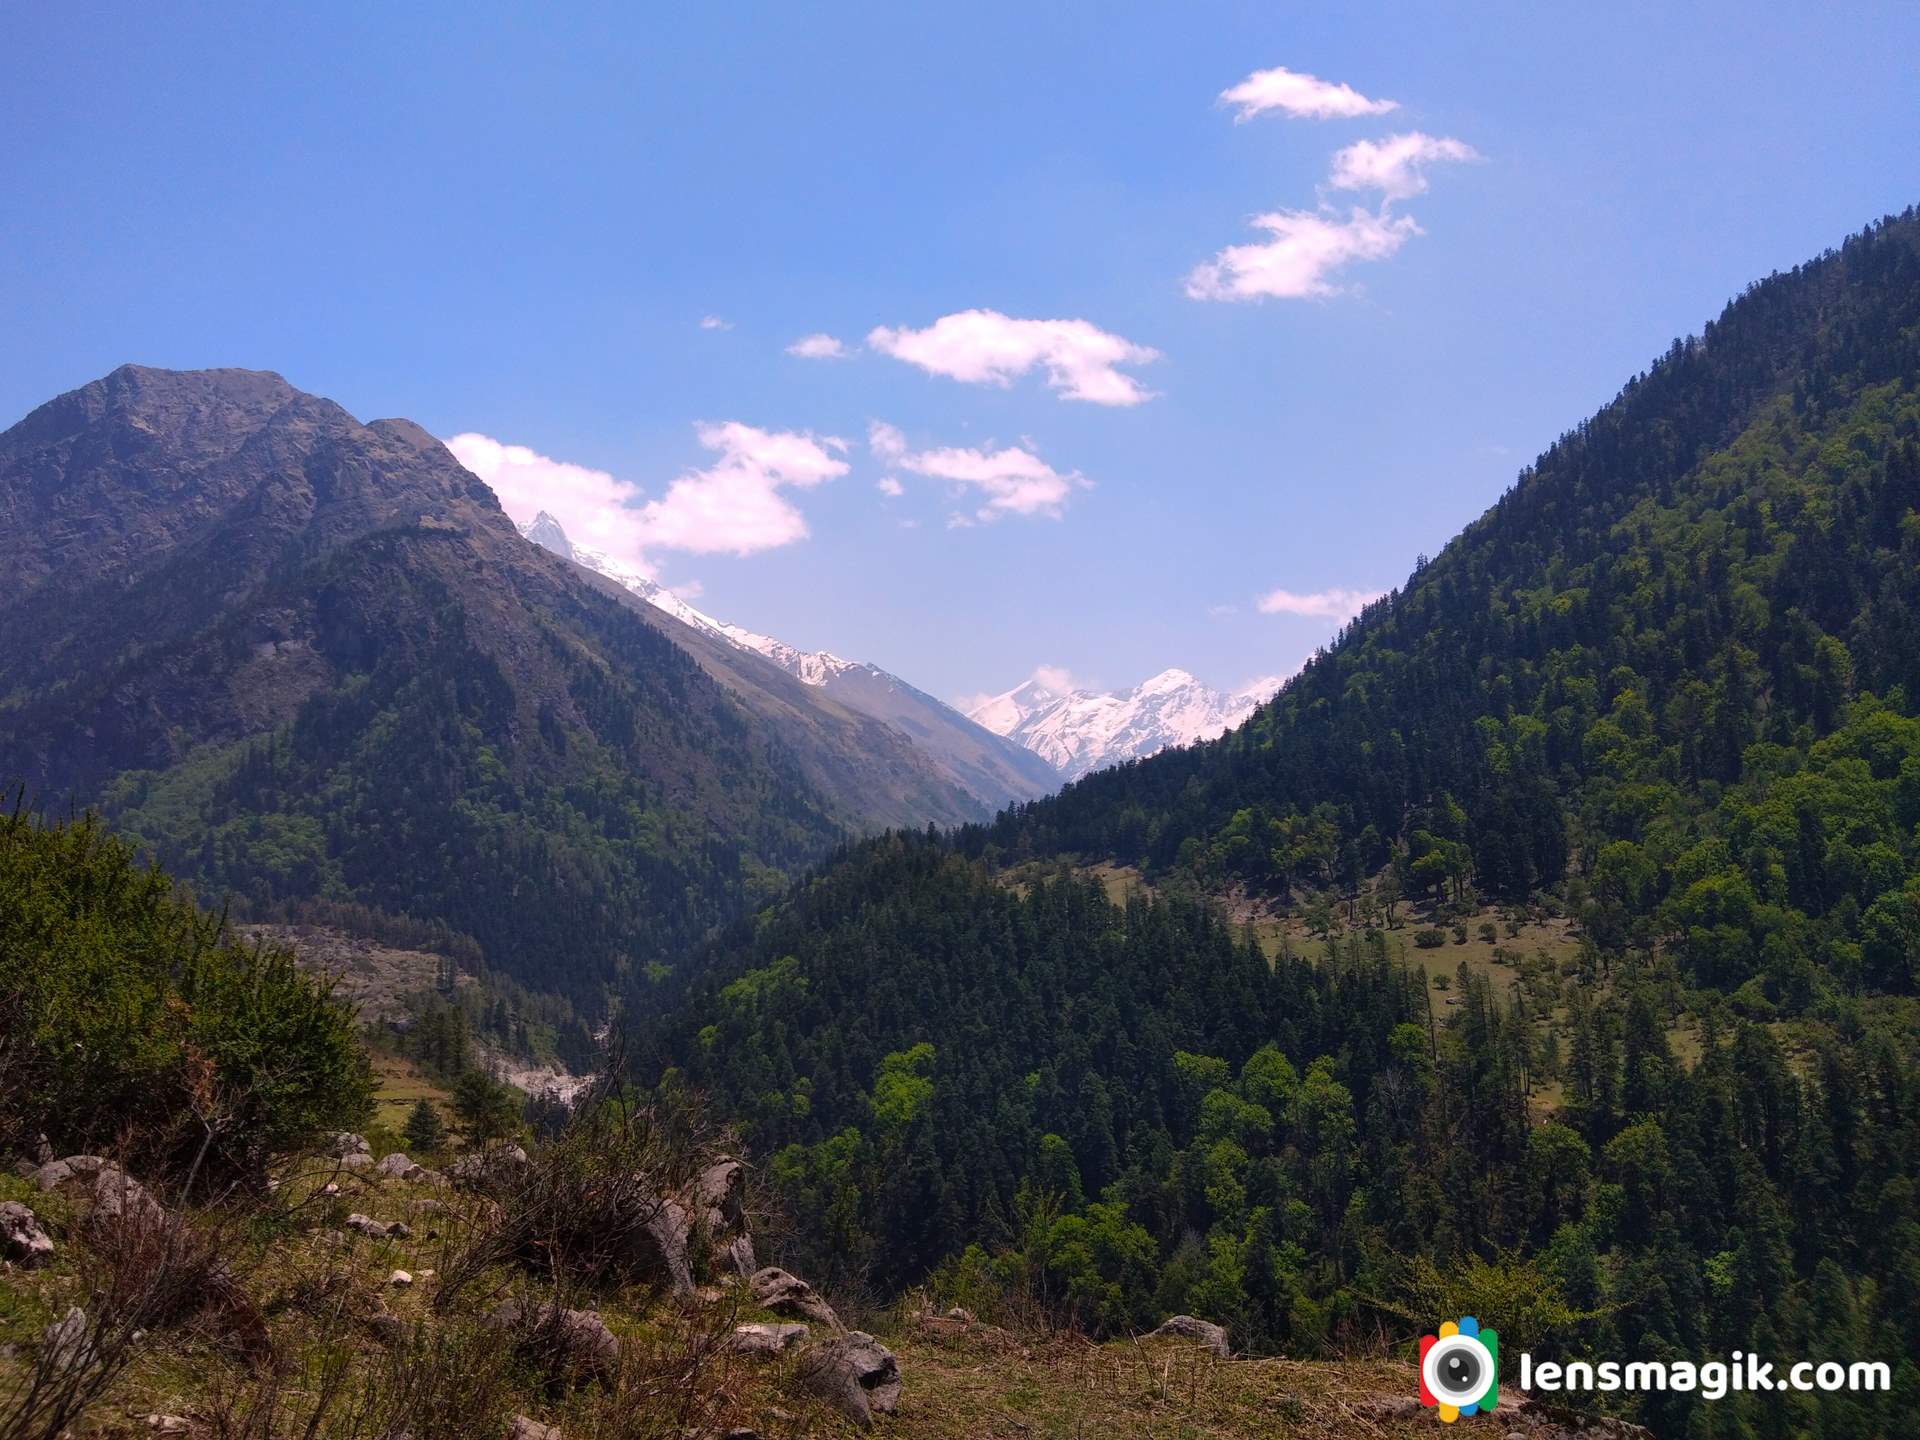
[699,315,732,331]
[448,422,846,568]
[1329,131,1479,201]
[1218,65,1397,122]
[870,418,1088,521]
[632,421,849,556]
[1031,664,1079,693]
[446,433,657,575]
[1185,207,1420,301]
[866,309,1159,406]
[867,419,908,461]
[876,476,904,497]
[786,332,853,360]
[1255,586,1384,620]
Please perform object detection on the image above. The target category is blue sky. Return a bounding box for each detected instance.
[5,4,1916,706]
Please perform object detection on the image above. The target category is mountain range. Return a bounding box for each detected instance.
[0,365,1020,1006]
[965,666,1276,779]
[513,510,1058,811]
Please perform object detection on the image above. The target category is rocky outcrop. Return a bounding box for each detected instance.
[487,1298,621,1381]
[749,1267,841,1330]
[0,1201,54,1267]
[726,1322,809,1356]
[1148,1314,1229,1356]
[797,1331,900,1430]
[33,1155,164,1232]
[343,1213,411,1240]
[628,1194,694,1296]
[683,1158,755,1278]
[377,1151,425,1180]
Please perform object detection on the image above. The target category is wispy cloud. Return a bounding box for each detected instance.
[1256,586,1384,620]
[1329,132,1480,201]
[869,419,1088,522]
[446,433,657,575]
[876,476,904,497]
[867,309,1159,406]
[448,421,847,568]
[1218,65,1397,122]
[635,421,848,555]
[698,315,733,331]
[1186,207,1419,301]
[786,332,853,359]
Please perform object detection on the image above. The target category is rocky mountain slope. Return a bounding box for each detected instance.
[0,365,993,1005]
[517,511,1058,813]
[967,667,1275,778]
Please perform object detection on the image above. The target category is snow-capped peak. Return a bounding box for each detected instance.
[967,666,1276,779]
[515,513,865,687]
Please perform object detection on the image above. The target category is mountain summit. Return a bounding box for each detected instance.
[515,511,1058,811]
[968,666,1276,778]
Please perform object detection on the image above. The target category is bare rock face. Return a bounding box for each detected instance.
[34,1155,164,1233]
[0,1201,54,1267]
[749,1267,841,1330]
[683,1158,756,1279]
[726,1322,809,1356]
[487,1298,621,1380]
[628,1193,694,1296]
[797,1331,900,1430]
[1148,1314,1229,1357]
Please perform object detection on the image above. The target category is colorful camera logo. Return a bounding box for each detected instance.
[1419,1316,1498,1422]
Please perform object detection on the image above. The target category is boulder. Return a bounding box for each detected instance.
[330,1133,372,1158]
[749,1267,841,1330]
[627,1194,694,1296]
[797,1331,900,1430]
[684,1158,755,1278]
[1149,1314,1229,1356]
[31,1154,111,1191]
[726,1322,809,1356]
[144,1417,190,1434]
[377,1152,422,1180]
[506,1418,562,1440]
[343,1213,409,1239]
[337,1151,375,1170]
[0,1201,54,1267]
[91,1167,166,1230]
[389,1269,413,1287]
[41,1307,91,1372]
[487,1299,620,1380]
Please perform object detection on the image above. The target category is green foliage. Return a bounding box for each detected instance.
[403,1098,449,1153]
[0,804,372,1173]
[449,1070,522,1147]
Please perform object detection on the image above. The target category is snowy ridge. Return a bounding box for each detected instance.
[968,667,1277,780]
[519,513,867,688]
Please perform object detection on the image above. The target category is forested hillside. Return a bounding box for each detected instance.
[0,366,999,1012]
[650,211,1920,1436]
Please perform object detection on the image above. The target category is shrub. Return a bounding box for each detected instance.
[1413,928,1447,949]
[0,804,372,1177]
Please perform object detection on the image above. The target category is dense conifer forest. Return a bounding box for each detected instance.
[647,212,1920,1436]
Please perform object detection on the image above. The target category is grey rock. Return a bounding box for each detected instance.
[377,1152,421,1179]
[0,1201,54,1267]
[750,1266,841,1330]
[330,1133,372,1158]
[628,1193,693,1295]
[726,1321,809,1356]
[336,1151,375,1170]
[144,1417,190,1434]
[506,1419,562,1440]
[1149,1314,1229,1356]
[684,1158,756,1278]
[41,1307,91,1371]
[31,1155,111,1191]
[343,1213,406,1239]
[487,1299,620,1379]
[797,1330,900,1430]
[91,1167,165,1230]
